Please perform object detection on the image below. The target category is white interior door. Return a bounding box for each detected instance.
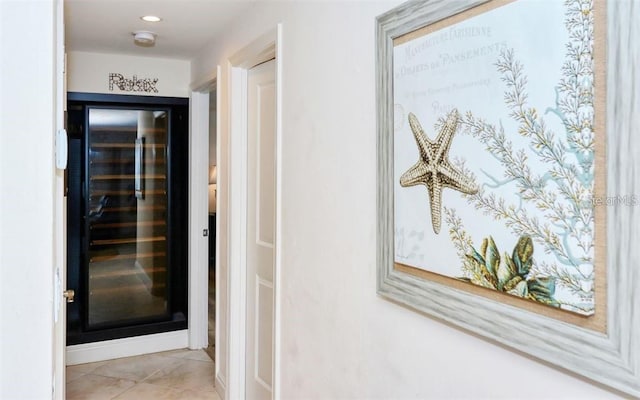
[246,59,276,400]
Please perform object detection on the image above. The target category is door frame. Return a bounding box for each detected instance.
[189,72,219,352]
[227,25,283,400]
[65,93,191,364]
[190,67,224,396]
[54,0,66,397]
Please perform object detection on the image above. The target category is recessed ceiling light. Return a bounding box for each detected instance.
[141,15,162,22]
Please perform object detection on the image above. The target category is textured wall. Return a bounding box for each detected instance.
[191,1,624,398]
[0,1,57,398]
[68,51,190,97]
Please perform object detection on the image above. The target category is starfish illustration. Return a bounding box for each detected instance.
[400,109,478,234]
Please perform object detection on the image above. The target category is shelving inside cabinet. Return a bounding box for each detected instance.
[85,108,170,326]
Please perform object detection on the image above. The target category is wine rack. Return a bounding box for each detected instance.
[86,108,169,326]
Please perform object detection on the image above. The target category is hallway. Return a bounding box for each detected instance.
[66,349,220,399]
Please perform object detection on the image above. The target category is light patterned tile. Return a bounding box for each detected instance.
[66,373,135,400]
[113,383,185,400]
[159,349,213,362]
[156,348,191,359]
[66,369,85,383]
[66,360,109,375]
[90,353,186,382]
[145,359,216,392]
[178,389,222,400]
[178,350,214,362]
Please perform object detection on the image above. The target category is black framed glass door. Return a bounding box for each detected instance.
[66,93,188,344]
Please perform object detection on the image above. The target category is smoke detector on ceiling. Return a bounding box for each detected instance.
[133,31,156,47]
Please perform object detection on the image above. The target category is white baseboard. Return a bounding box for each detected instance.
[66,330,189,365]
[216,374,226,400]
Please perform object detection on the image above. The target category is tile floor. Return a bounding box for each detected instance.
[66,349,221,400]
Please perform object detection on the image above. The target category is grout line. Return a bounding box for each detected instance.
[111,382,188,400]
[66,373,136,400]
[110,382,138,400]
[67,350,218,397]
[65,372,86,384]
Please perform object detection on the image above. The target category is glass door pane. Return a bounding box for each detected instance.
[87,108,169,327]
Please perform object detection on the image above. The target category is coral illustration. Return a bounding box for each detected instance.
[445,0,596,313]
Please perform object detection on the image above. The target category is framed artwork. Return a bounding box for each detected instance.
[376,0,640,396]
[135,137,145,199]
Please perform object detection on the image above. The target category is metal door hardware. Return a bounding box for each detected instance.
[63,289,75,303]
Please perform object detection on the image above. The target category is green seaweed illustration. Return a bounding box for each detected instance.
[461,235,559,306]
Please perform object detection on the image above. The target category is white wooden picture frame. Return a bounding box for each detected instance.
[376,0,640,396]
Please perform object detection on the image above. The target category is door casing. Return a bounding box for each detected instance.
[54,0,67,397]
[188,74,219,353]
[225,25,283,400]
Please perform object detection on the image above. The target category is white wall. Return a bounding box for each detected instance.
[0,1,57,398]
[191,1,621,398]
[68,51,190,97]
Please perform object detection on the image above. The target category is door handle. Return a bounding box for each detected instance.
[63,289,75,303]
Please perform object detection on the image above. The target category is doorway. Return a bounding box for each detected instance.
[225,25,282,400]
[206,89,218,361]
[187,76,219,371]
[65,93,189,345]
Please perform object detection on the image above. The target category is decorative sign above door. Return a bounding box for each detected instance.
[109,73,159,93]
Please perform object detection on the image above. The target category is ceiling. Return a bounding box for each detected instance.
[65,0,256,60]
